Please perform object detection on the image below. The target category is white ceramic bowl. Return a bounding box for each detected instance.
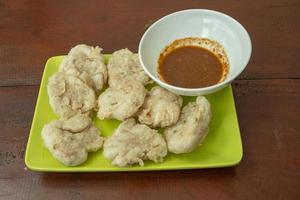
[139,9,252,96]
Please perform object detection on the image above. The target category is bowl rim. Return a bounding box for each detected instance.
[138,9,252,92]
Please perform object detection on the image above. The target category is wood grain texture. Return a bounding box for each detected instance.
[0,0,300,86]
[0,80,299,200]
[0,0,300,199]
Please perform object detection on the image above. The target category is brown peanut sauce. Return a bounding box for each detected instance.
[158,45,225,88]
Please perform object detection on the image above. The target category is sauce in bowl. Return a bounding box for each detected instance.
[158,37,229,88]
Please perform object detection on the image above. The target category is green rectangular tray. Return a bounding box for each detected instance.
[25,55,243,172]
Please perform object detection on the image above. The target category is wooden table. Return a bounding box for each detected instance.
[0,1,299,199]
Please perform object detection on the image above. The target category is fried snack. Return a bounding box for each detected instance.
[48,72,96,119]
[97,80,147,121]
[103,118,167,167]
[164,96,212,154]
[59,44,107,91]
[107,48,151,86]
[137,86,182,128]
[41,114,104,166]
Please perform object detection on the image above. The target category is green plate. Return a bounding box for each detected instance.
[25,55,243,172]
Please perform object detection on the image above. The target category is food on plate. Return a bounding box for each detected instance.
[107,48,151,87]
[41,114,104,166]
[97,80,147,121]
[103,118,167,167]
[137,86,182,128]
[164,96,212,154]
[42,43,215,168]
[59,44,107,91]
[158,37,229,88]
[47,72,96,119]
[61,113,91,132]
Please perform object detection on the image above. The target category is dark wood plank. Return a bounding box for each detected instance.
[0,0,299,86]
[0,79,299,200]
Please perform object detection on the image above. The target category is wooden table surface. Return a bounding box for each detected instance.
[0,0,299,199]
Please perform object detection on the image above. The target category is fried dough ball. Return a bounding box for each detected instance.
[107,48,150,86]
[59,44,107,91]
[97,80,147,121]
[164,96,212,154]
[137,86,182,128]
[103,118,167,167]
[41,114,104,166]
[47,72,96,119]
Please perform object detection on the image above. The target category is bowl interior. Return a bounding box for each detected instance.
[139,9,251,88]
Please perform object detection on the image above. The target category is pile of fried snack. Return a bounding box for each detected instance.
[42,44,212,167]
